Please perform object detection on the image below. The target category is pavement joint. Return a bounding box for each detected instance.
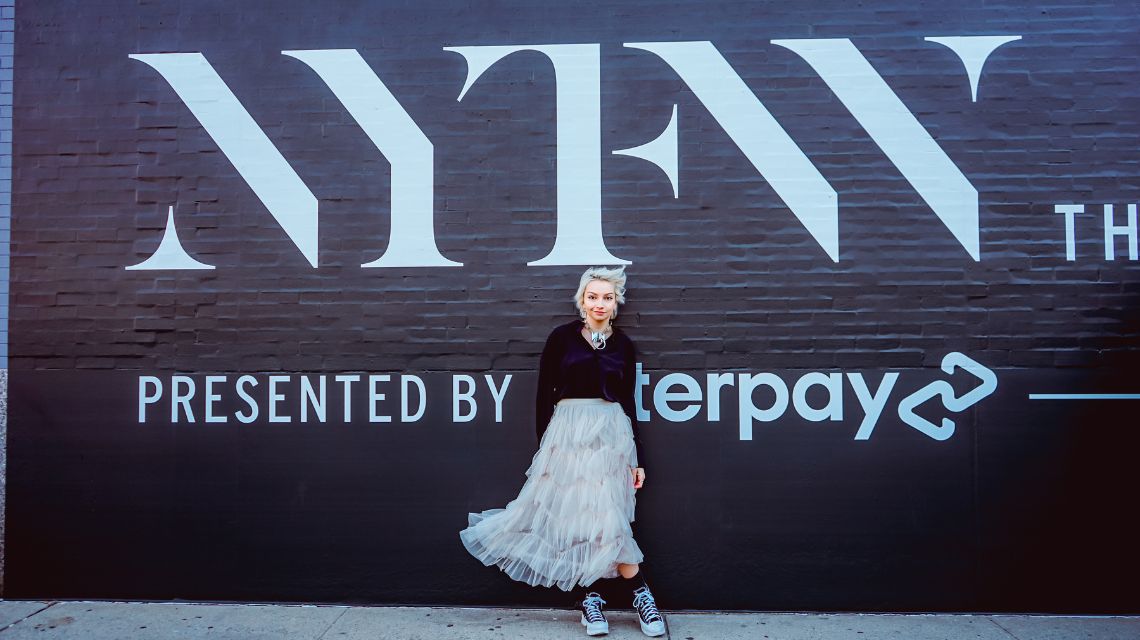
[0,601,57,634]
[314,606,349,640]
[988,615,1022,640]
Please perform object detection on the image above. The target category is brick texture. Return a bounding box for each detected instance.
[5,0,1140,612]
[7,1,1138,374]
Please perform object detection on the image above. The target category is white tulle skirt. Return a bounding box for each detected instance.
[460,398,644,591]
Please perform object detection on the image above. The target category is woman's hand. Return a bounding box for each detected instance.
[631,467,645,490]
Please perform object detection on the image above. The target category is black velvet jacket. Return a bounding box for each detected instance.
[535,320,643,465]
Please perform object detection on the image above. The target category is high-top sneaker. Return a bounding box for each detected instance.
[632,585,665,637]
[580,592,609,636]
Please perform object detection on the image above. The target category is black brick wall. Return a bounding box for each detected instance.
[5,0,1139,612]
[9,1,1140,373]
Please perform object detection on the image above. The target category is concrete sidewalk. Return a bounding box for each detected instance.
[1,600,1138,640]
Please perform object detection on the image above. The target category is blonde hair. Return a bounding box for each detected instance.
[573,266,627,319]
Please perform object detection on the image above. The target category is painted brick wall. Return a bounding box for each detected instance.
[6,3,1139,373]
[0,0,13,596]
[0,0,10,367]
[5,0,1139,612]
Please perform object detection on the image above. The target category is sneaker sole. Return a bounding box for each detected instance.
[580,613,609,636]
[638,617,666,637]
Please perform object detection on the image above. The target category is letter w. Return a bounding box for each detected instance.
[772,39,980,260]
[625,41,839,261]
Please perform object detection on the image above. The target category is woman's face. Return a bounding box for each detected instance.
[582,279,617,324]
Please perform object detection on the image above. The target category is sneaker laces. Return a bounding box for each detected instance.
[582,592,607,623]
[632,586,662,624]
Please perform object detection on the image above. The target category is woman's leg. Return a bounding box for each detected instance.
[617,563,640,579]
[617,563,664,637]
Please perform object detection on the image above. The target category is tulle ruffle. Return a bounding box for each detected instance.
[460,398,643,591]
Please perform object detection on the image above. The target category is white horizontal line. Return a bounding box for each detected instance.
[1028,394,1140,400]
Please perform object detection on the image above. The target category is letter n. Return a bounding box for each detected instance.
[130,53,319,267]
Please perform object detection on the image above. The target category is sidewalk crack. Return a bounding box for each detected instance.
[314,606,350,640]
[0,602,60,634]
[988,616,1021,640]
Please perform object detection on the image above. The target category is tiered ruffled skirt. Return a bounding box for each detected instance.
[460,398,644,591]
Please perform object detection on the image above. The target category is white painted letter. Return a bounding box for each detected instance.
[792,372,843,422]
[401,375,427,422]
[1055,204,1084,261]
[205,375,227,423]
[172,375,195,423]
[269,375,291,423]
[706,372,735,422]
[772,38,980,260]
[625,41,838,261]
[848,372,899,440]
[653,373,703,422]
[369,374,393,423]
[139,376,163,423]
[738,373,789,440]
[335,374,360,422]
[301,375,327,423]
[1104,204,1139,260]
[484,374,512,423]
[129,53,318,267]
[283,49,460,268]
[635,362,651,421]
[453,374,477,423]
[235,375,259,424]
[924,35,1022,102]
[446,44,628,266]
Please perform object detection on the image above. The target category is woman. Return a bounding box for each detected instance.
[460,266,665,637]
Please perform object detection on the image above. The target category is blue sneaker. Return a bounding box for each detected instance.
[580,592,609,636]
[632,586,665,637]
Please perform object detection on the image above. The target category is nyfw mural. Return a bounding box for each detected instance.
[6,0,1138,613]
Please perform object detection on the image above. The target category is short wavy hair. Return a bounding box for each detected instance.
[573,266,628,319]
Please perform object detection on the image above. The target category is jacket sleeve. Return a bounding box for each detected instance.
[535,327,562,446]
[619,337,645,467]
